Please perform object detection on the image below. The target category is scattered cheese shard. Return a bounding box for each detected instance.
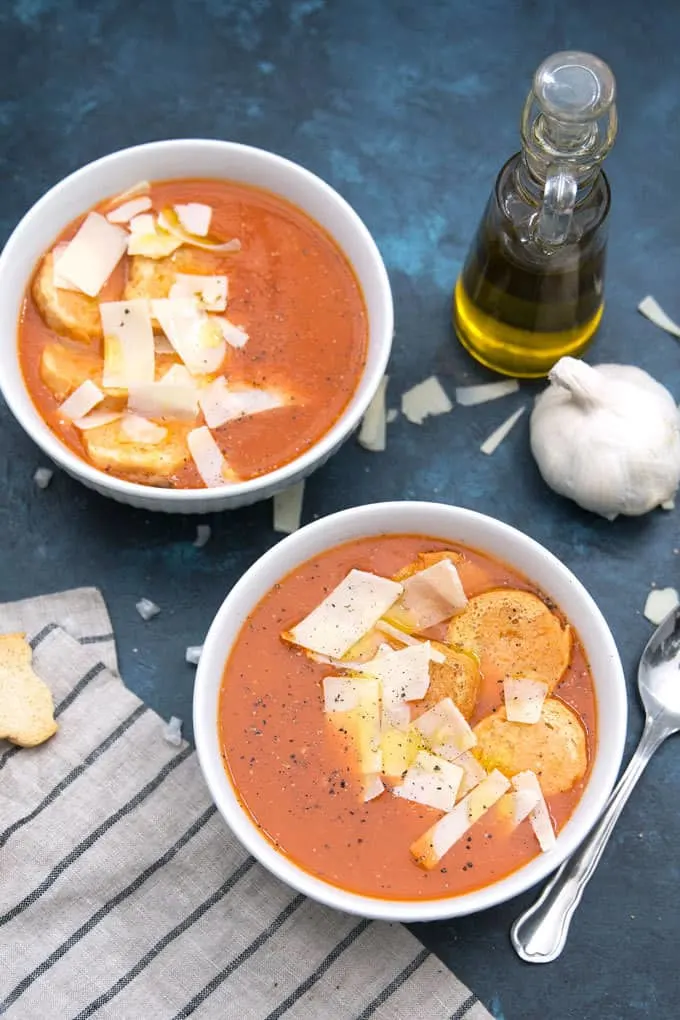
[381,725,421,776]
[504,676,549,724]
[113,180,151,203]
[411,769,510,869]
[355,641,443,706]
[381,702,411,731]
[193,524,211,548]
[120,414,167,445]
[100,299,155,389]
[159,363,197,389]
[286,569,403,658]
[661,498,675,511]
[212,316,249,348]
[136,597,160,621]
[163,715,183,747]
[185,644,203,665]
[128,382,198,421]
[512,770,556,852]
[643,586,679,625]
[480,406,526,456]
[390,558,468,631]
[455,379,519,406]
[152,298,226,375]
[499,788,541,827]
[386,408,398,424]
[52,243,79,291]
[199,376,284,429]
[127,215,183,258]
[323,676,382,775]
[638,295,680,340]
[448,750,487,800]
[106,196,153,224]
[401,376,453,425]
[72,410,123,431]
[129,213,156,235]
[33,467,54,489]
[393,751,464,812]
[413,697,477,753]
[58,380,105,421]
[175,203,212,237]
[170,274,228,312]
[375,620,422,647]
[362,775,385,802]
[358,375,388,452]
[54,213,128,296]
[187,426,233,487]
[158,207,241,252]
[273,481,305,534]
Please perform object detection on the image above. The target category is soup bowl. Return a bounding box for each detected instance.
[194,500,627,921]
[0,139,392,513]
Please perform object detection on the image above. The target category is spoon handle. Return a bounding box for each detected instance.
[511,718,669,963]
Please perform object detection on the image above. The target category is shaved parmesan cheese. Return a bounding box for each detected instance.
[185,644,203,665]
[212,316,249,348]
[455,379,519,406]
[638,295,680,339]
[392,558,468,631]
[120,413,167,445]
[152,298,226,375]
[661,498,675,511]
[159,207,241,252]
[174,203,212,237]
[136,597,160,621]
[129,213,156,235]
[159,363,197,389]
[480,406,526,456]
[273,481,305,534]
[393,751,464,812]
[106,196,153,224]
[414,697,476,753]
[504,676,549,724]
[446,750,487,799]
[55,213,128,297]
[324,676,382,775]
[411,769,510,868]
[362,775,385,802]
[386,408,398,424]
[500,788,541,827]
[644,586,679,624]
[401,376,453,425]
[52,243,79,291]
[127,215,183,258]
[100,299,155,389]
[72,410,122,431]
[381,724,421,776]
[198,376,284,429]
[58,380,105,421]
[128,382,198,421]
[163,716,183,747]
[113,180,151,203]
[356,642,442,706]
[286,569,403,658]
[358,375,388,452]
[512,770,556,852]
[187,426,234,487]
[323,676,373,713]
[170,274,228,312]
[34,467,54,489]
[193,524,211,548]
[375,619,422,647]
[381,703,411,732]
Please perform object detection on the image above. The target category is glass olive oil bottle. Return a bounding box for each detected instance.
[454,52,617,378]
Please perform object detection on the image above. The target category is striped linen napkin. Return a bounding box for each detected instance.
[0,588,491,1020]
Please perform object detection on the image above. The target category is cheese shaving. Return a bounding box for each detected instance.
[187,426,234,487]
[273,481,305,534]
[158,207,241,253]
[324,677,382,775]
[159,363,197,389]
[152,298,226,375]
[129,213,156,235]
[120,414,167,445]
[72,410,123,431]
[455,379,519,406]
[33,467,54,490]
[638,295,680,339]
[504,676,549,724]
[185,644,203,665]
[136,597,161,621]
[174,203,212,237]
[355,642,442,706]
[375,620,422,647]
[501,788,541,827]
[362,775,385,802]
[661,498,675,511]
[127,215,183,258]
[511,770,556,852]
[163,716,183,747]
[55,213,128,297]
[100,299,155,389]
[286,569,403,658]
[410,769,510,869]
[198,377,284,429]
[106,196,153,224]
[58,380,105,421]
[323,676,373,713]
[193,525,212,548]
[480,406,526,455]
[112,180,151,203]
[401,376,453,425]
[446,750,487,800]
[393,751,464,812]
[52,243,79,291]
[127,383,198,421]
[643,586,679,625]
[358,375,388,452]
[386,408,398,424]
[393,558,468,631]
[413,697,476,753]
[212,316,249,348]
[170,274,228,312]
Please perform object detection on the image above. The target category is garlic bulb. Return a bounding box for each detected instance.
[530,357,680,520]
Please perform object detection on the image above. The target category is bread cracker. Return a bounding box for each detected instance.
[0,633,58,747]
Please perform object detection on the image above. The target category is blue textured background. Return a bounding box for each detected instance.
[2,1,679,1017]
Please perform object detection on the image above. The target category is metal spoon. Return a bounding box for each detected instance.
[511,605,680,963]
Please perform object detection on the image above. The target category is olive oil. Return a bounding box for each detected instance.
[454,52,617,377]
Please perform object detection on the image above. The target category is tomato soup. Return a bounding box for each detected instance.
[219,535,597,901]
[18,179,367,488]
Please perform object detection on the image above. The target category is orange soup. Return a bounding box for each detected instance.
[219,535,597,901]
[18,179,367,488]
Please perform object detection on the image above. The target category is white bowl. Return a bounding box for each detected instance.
[194,501,627,921]
[0,139,393,513]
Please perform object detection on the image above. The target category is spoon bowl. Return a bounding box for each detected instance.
[638,606,680,722]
